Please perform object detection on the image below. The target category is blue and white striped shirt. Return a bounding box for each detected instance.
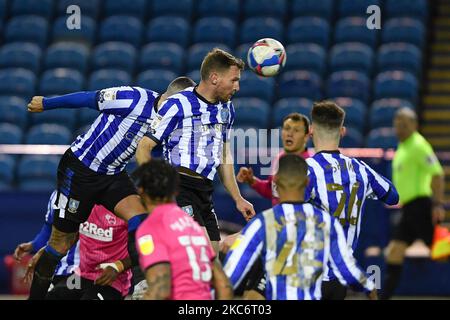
[71,87,159,174]
[224,203,375,300]
[147,87,235,181]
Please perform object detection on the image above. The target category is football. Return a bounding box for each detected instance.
[247,38,287,77]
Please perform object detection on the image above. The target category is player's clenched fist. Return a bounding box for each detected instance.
[27,96,44,113]
[236,167,255,185]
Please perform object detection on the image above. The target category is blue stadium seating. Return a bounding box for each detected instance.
[329,42,374,75]
[272,98,313,127]
[338,0,380,18]
[0,96,28,128]
[287,43,326,75]
[79,108,99,127]
[386,0,428,21]
[377,43,422,75]
[244,0,287,18]
[235,43,252,65]
[0,68,36,98]
[0,123,23,144]
[327,71,371,104]
[136,70,177,94]
[335,17,379,48]
[88,69,131,91]
[44,42,89,73]
[52,16,96,44]
[26,124,72,145]
[5,15,49,47]
[0,155,15,185]
[382,18,425,48]
[291,0,333,20]
[240,17,283,45]
[39,68,84,95]
[57,0,100,18]
[146,16,190,48]
[187,43,232,72]
[341,127,364,148]
[366,127,398,149]
[333,97,367,132]
[235,71,275,102]
[288,17,330,48]
[140,43,183,74]
[99,16,143,47]
[17,155,59,191]
[197,0,239,20]
[11,0,53,19]
[278,71,322,100]
[0,0,5,21]
[0,42,42,73]
[374,71,419,103]
[194,18,236,48]
[151,0,193,19]
[370,98,414,129]
[92,42,137,73]
[30,108,77,130]
[186,70,201,84]
[232,98,270,128]
[104,0,146,19]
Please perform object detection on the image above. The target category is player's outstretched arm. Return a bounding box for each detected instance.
[28,91,98,113]
[211,259,233,300]
[143,263,171,300]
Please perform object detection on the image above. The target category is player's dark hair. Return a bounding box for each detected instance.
[311,100,345,130]
[200,48,245,80]
[166,76,196,96]
[282,112,310,135]
[132,159,179,200]
[277,154,308,180]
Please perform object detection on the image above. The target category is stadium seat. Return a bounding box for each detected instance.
[146,16,190,48]
[333,97,367,132]
[382,18,425,48]
[335,17,378,48]
[291,0,333,20]
[26,124,72,145]
[140,43,183,74]
[99,15,143,47]
[240,17,283,45]
[0,0,5,21]
[386,0,428,21]
[193,18,237,48]
[30,108,77,130]
[186,70,201,84]
[326,71,371,104]
[243,0,287,18]
[278,71,322,101]
[0,42,42,73]
[0,96,28,128]
[52,16,96,44]
[44,42,89,73]
[0,155,15,185]
[17,155,59,191]
[57,0,100,18]
[198,0,239,20]
[0,123,23,144]
[88,69,132,91]
[235,43,253,64]
[187,43,232,72]
[272,98,313,127]
[370,98,414,129]
[79,108,99,127]
[377,43,422,76]
[338,0,380,18]
[286,43,326,75]
[366,127,398,149]
[151,0,193,19]
[341,127,364,148]
[329,42,374,75]
[235,71,275,103]
[104,0,146,19]
[39,68,84,95]
[0,68,36,98]
[11,0,53,19]
[92,42,137,74]
[374,71,419,103]
[5,15,49,47]
[287,17,330,48]
[136,70,177,94]
[232,98,270,128]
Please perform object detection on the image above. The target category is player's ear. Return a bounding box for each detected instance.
[210,72,219,85]
[340,126,346,138]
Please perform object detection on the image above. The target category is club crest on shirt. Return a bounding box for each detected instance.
[105,213,117,225]
[68,198,80,214]
[181,205,194,217]
[220,108,229,123]
[138,235,154,255]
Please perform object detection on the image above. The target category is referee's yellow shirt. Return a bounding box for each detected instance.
[392,132,443,205]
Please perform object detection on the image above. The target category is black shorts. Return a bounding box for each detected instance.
[53,149,138,233]
[46,276,123,300]
[321,279,347,300]
[393,197,433,246]
[243,259,266,298]
[176,174,220,241]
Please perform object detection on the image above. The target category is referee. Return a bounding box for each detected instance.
[137,48,256,254]
[381,107,445,299]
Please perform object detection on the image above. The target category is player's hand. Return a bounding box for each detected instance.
[432,205,446,225]
[131,280,148,300]
[27,96,44,113]
[95,265,119,286]
[219,232,241,254]
[236,167,255,185]
[14,242,33,262]
[367,289,378,300]
[236,197,255,221]
[23,247,45,284]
